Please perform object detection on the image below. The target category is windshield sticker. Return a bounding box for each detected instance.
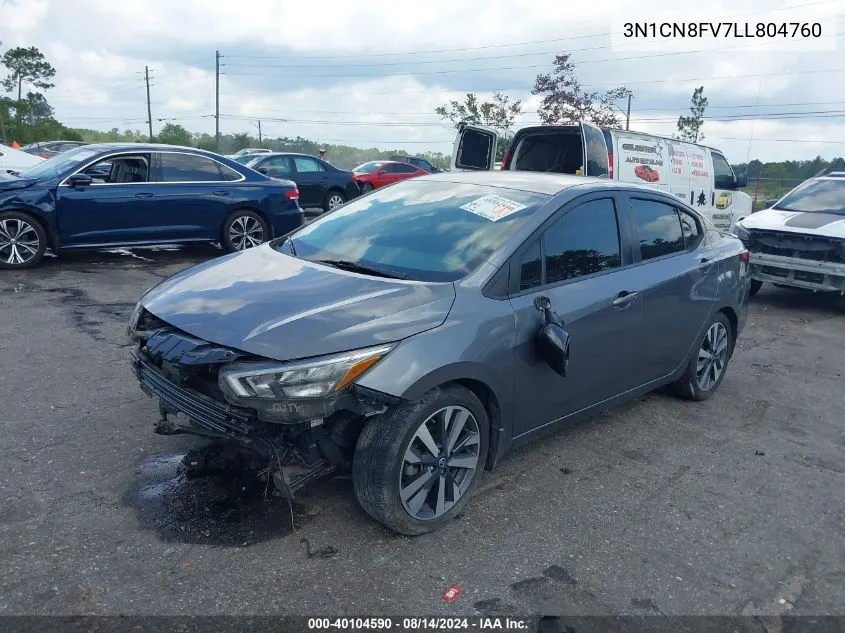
[460,194,528,221]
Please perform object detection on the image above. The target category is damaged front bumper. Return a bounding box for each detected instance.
[748,252,845,292]
[128,318,400,496]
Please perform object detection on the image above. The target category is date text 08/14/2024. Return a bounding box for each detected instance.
[307,617,532,631]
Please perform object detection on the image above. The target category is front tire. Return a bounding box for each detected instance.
[0,211,47,269]
[221,210,269,253]
[671,312,733,401]
[353,385,489,535]
[359,182,373,194]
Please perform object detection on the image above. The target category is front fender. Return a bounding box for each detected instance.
[0,185,59,247]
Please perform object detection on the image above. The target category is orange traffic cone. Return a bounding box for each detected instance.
[11,140,21,149]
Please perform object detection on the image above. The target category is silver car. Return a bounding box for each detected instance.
[128,171,751,535]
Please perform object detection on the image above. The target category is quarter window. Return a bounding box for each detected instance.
[631,198,686,260]
[518,239,542,290]
[679,210,702,248]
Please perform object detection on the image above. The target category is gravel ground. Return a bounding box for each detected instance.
[1,246,843,617]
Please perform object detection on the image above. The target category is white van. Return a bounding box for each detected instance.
[451,123,752,232]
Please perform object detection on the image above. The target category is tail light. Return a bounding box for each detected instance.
[500,149,509,170]
[285,189,299,200]
[607,152,614,178]
[740,250,750,264]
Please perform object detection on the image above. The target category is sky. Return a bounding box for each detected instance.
[1,0,844,164]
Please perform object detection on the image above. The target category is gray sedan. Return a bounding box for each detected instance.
[128,171,751,535]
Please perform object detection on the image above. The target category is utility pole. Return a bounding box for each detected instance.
[215,50,221,152]
[257,120,262,145]
[144,66,153,142]
[625,94,632,131]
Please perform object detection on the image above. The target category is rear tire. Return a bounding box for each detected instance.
[359,182,373,194]
[749,279,763,297]
[0,211,47,269]
[352,385,489,535]
[221,210,269,253]
[671,312,733,402]
[324,190,346,212]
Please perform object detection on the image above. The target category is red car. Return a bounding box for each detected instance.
[634,164,660,183]
[352,160,428,193]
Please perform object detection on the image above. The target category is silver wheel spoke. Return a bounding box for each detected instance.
[447,454,477,469]
[414,423,440,458]
[399,404,480,521]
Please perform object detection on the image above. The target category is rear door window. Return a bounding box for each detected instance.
[293,157,325,173]
[631,198,686,260]
[158,153,227,182]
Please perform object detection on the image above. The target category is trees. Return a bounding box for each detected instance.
[531,54,632,127]
[155,123,194,146]
[676,86,708,143]
[1,46,56,102]
[435,92,522,159]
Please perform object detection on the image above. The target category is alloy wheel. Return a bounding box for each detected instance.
[228,215,264,251]
[328,194,345,209]
[0,218,40,266]
[696,322,729,391]
[399,405,481,520]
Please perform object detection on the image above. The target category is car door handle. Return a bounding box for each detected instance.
[134,192,154,198]
[612,290,638,308]
[699,257,715,271]
[212,190,230,196]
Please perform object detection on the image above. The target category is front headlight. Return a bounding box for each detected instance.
[219,344,393,401]
[733,223,751,242]
[127,301,144,335]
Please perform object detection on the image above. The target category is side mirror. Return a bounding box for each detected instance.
[735,172,748,188]
[764,198,779,208]
[256,166,269,175]
[377,169,386,175]
[534,296,570,377]
[66,173,93,187]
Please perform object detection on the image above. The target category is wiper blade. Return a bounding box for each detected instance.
[315,259,407,279]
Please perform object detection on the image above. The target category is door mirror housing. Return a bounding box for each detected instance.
[256,166,269,175]
[66,173,93,187]
[377,169,386,175]
[533,296,570,377]
[734,172,748,188]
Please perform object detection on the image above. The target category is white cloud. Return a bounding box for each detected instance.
[1,0,844,161]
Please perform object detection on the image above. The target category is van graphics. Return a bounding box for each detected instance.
[634,165,660,182]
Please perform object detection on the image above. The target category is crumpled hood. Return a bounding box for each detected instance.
[739,209,845,239]
[0,177,38,192]
[140,244,456,362]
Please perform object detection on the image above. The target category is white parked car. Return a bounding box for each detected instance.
[736,172,845,295]
[0,143,44,175]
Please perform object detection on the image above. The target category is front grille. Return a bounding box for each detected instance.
[131,348,255,436]
[748,230,845,263]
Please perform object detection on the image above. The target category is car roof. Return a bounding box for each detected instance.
[78,143,229,158]
[420,170,640,195]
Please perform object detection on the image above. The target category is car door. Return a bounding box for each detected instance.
[625,194,719,383]
[256,155,294,181]
[507,192,645,438]
[55,152,162,245]
[451,124,497,171]
[292,156,328,208]
[390,162,422,182]
[579,122,610,177]
[150,152,243,240]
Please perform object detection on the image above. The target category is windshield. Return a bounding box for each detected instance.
[776,179,845,214]
[353,161,385,173]
[284,179,549,282]
[236,154,260,165]
[20,146,101,180]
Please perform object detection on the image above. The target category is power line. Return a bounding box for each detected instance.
[223,31,839,71]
